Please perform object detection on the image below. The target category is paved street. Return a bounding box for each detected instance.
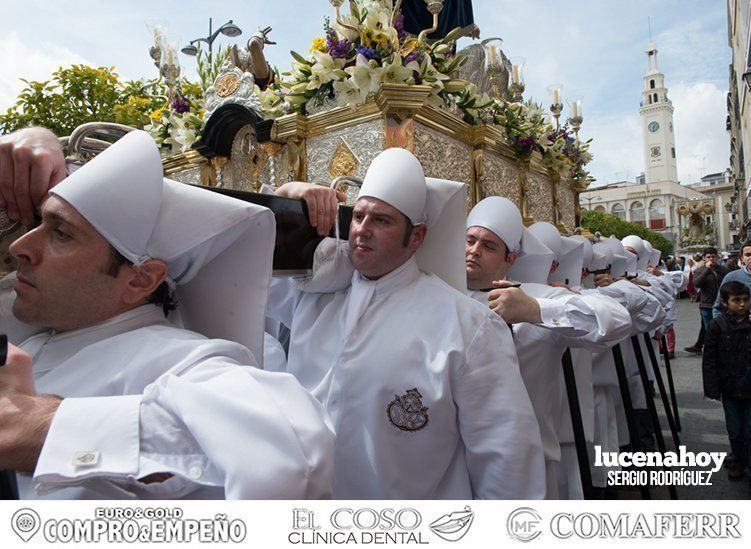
[630,297,750,500]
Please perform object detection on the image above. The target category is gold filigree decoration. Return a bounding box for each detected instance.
[327,139,360,180]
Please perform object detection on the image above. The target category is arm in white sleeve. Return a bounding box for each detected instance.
[454,314,546,499]
[34,358,335,499]
[596,280,666,334]
[536,290,632,349]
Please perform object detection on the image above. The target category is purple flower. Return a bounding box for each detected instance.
[404,51,424,66]
[514,135,537,155]
[326,27,351,59]
[356,45,380,61]
[171,94,190,114]
[393,13,408,41]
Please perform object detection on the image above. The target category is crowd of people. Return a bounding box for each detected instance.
[0,125,746,500]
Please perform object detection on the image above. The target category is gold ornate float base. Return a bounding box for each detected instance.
[163,84,582,232]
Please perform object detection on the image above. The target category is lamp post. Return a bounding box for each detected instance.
[582,194,602,211]
[181,18,242,64]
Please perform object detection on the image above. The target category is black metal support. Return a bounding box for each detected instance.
[631,335,678,500]
[660,334,681,432]
[643,333,681,449]
[612,344,650,499]
[562,348,594,500]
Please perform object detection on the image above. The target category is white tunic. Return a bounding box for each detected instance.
[5,304,334,499]
[269,257,545,499]
[471,283,631,498]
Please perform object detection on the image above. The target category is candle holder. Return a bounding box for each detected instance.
[418,0,444,42]
[567,96,583,140]
[547,84,563,130]
[508,57,525,102]
[328,0,360,37]
[483,38,505,98]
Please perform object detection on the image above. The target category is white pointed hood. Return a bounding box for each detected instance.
[622,234,649,272]
[358,147,466,291]
[50,130,275,364]
[528,222,584,286]
[466,196,523,253]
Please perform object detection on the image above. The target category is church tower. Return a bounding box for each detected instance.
[639,40,678,184]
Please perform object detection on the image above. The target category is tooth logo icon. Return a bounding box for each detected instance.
[430,506,474,542]
[12,508,41,542]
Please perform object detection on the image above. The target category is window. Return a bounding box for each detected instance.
[612,203,626,220]
[650,79,655,89]
[630,201,645,226]
[594,205,606,213]
[653,93,658,102]
[648,198,665,230]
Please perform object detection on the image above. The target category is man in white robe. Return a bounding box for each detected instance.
[268,148,545,499]
[465,198,631,498]
[0,129,334,499]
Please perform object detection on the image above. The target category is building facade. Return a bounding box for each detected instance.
[727,0,751,247]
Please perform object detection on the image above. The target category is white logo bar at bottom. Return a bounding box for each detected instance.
[0,500,747,548]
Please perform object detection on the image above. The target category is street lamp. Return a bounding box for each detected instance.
[182,18,242,64]
[582,194,602,211]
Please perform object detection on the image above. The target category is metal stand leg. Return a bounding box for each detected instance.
[643,333,681,448]
[631,335,678,500]
[660,335,681,432]
[562,348,594,499]
[612,344,650,500]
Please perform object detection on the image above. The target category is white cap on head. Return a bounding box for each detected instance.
[570,235,594,269]
[621,234,649,271]
[466,196,523,253]
[602,236,631,277]
[359,147,427,225]
[50,130,275,364]
[506,228,555,284]
[590,242,614,272]
[528,222,562,259]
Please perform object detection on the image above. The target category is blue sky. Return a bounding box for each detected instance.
[0,0,730,187]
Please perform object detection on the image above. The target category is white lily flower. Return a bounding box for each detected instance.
[345,54,384,96]
[308,50,345,90]
[382,55,417,85]
[333,77,365,107]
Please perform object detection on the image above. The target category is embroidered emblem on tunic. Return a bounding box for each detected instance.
[387,388,429,432]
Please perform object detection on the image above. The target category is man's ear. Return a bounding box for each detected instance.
[121,259,169,306]
[409,224,428,253]
[550,260,559,274]
[506,251,518,268]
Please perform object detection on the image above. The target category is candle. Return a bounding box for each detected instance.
[166,46,174,66]
[571,100,579,118]
[488,44,500,68]
[512,64,520,84]
[552,88,560,105]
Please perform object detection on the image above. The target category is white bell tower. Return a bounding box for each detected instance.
[639,40,678,184]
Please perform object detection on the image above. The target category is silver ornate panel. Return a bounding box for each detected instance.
[526,170,553,223]
[481,152,520,206]
[558,185,576,230]
[413,124,472,186]
[306,120,385,185]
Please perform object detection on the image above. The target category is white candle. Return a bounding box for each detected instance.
[571,100,579,118]
[552,88,560,105]
[166,46,174,66]
[488,45,500,68]
[512,64,520,84]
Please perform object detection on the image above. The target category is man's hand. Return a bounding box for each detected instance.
[630,278,651,287]
[487,280,542,324]
[594,273,614,287]
[0,393,60,471]
[0,127,66,227]
[549,281,576,292]
[275,182,346,236]
[0,343,35,396]
[647,266,665,276]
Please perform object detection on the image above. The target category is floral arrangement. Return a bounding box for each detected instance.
[144,80,205,154]
[259,0,593,183]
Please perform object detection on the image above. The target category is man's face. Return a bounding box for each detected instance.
[9,195,134,332]
[725,293,750,316]
[349,196,425,279]
[741,246,751,271]
[465,226,514,289]
[704,252,718,266]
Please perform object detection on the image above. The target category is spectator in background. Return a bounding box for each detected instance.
[686,247,730,355]
[702,280,751,481]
